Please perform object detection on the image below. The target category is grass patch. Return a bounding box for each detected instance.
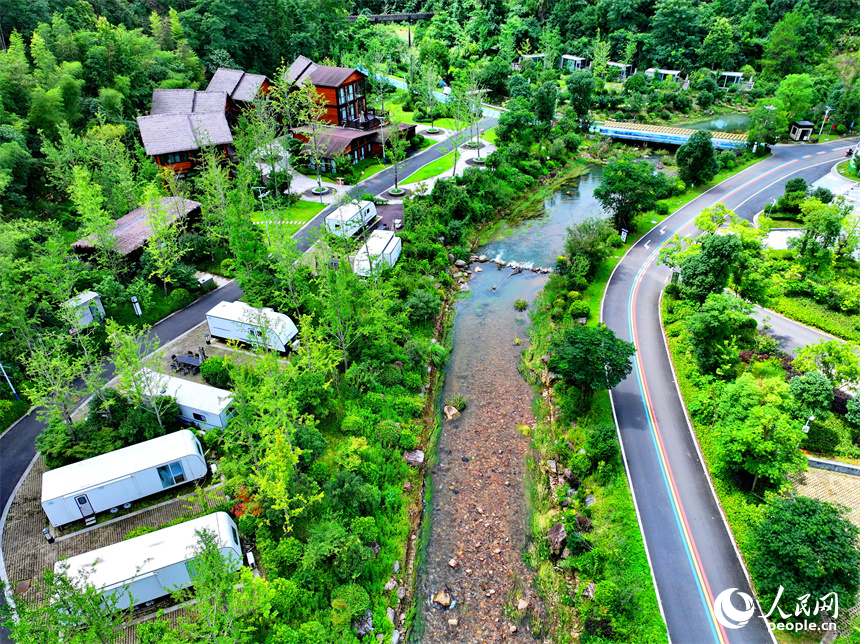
[387,101,460,132]
[482,127,498,144]
[837,159,859,181]
[767,295,860,342]
[356,162,387,182]
[250,201,327,237]
[401,150,457,184]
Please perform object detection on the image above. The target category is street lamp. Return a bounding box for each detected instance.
[0,333,19,400]
[253,187,272,246]
[796,414,815,451]
[131,296,142,318]
[817,106,835,141]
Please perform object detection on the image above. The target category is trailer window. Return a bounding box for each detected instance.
[195,440,203,457]
[157,461,186,488]
[192,412,207,422]
[231,526,239,545]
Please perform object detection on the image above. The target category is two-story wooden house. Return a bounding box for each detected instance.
[206,67,272,121]
[285,56,416,172]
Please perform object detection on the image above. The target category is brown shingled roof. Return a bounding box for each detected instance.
[293,126,374,158]
[206,67,270,102]
[71,198,201,256]
[150,89,227,115]
[206,68,245,96]
[308,65,362,88]
[285,55,318,85]
[136,112,232,156]
[233,73,268,102]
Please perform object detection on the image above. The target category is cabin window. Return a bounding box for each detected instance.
[340,107,347,123]
[231,526,239,544]
[195,440,203,457]
[192,412,207,422]
[165,152,188,165]
[347,84,354,101]
[337,87,346,104]
[157,460,186,488]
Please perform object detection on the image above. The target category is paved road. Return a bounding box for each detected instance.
[602,138,857,643]
[0,116,496,641]
[293,116,498,252]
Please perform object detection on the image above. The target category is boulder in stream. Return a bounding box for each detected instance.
[443,406,461,420]
[353,609,374,639]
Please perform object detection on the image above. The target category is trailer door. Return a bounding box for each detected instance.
[73,494,95,519]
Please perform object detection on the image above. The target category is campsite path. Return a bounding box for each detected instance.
[419,268,549,643]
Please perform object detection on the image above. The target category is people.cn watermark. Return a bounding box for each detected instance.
[714,586,838,632]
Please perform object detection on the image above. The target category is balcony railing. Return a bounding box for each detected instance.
[343,115,381,130]
[367,107,389,119]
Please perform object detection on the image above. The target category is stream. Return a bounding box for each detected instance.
[685,113,750,133]
[418,168,605,642]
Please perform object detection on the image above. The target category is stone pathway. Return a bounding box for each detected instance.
[400,138,498,195]
[3,456,226,605]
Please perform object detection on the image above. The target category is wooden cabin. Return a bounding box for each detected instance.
[71,198,201,263]
[285,56,417,170]
[206,67,272,120]
[136,111,234,176]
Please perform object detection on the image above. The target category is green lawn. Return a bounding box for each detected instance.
[387,100,460,132]
[401,150,458,184]
[356,162,387,182]
[482,127,498,144]
[251,200,326,238]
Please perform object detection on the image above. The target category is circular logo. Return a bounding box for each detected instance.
[714,588,756,629]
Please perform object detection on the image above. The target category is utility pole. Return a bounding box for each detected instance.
[0,333,19,400]
[253,187,272,246]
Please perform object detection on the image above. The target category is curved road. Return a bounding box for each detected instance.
[602,139,856,643]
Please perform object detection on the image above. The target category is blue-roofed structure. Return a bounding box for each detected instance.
[596,121,748,150]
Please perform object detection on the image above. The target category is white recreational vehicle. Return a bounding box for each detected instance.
[58,512,241,610]
[41,430,207,528]
[206,301,299,352]
[353,230,402,276]
[142,369,234,430]
[325,200,377,238]
[61,291,105,327]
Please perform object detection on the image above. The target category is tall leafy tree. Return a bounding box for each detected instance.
[750,496,860,619]
[713,373,806,490]
[548,324,635,405]
[0,561,134,644]
[69,166,123,280]
[680,233,743,302]
[143,183,188,295]
[776,74,814,122]
[761,10,805,78]
[686,293,757,375]
[566,69,594,129]
[794,340,860,390]
[594,160,669,232]
[699,17,737,69]
[676,130,719,187]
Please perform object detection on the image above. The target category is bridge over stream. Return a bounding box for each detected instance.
[597,120,748,150]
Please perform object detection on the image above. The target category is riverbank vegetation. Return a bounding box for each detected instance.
[519,216,666,643]
[659,202,860,627]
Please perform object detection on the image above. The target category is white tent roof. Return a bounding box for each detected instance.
[206,300,298,344]
[326,201,371,224]
[141,369,233,415]
[42,430,200,502]
[561,55,585,61]
[61,291,100,309]
[721,71,744,77]
[58,512,237,591]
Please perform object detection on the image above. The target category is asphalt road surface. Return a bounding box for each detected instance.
[0,119,496,642]
[602,138,856,644]
[0,135,848,642]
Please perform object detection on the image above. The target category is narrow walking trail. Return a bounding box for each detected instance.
[419,268,549,643]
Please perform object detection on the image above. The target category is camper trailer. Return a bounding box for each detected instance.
[142,369,234,430]
[325,200,378,238]
[353,230,402,276]
[41,430,207,528]
[58,512,241,610]
[206,301,299,352]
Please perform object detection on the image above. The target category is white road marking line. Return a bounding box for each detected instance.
[817,151,827,154]
[802,154,812,158]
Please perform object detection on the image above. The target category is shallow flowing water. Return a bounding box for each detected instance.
[418,168,604,642]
